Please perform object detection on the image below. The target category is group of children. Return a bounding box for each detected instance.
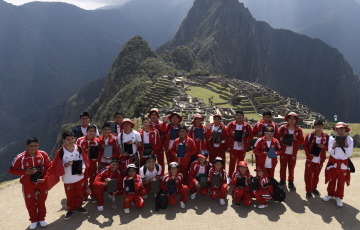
[9,109,354,229]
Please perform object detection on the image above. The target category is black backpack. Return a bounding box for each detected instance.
[264,177,286,203]
[155,189,168,211]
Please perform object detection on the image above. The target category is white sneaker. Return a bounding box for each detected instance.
[335,197,343,207]
[220,199,225,205]
[180,201,185,208]
[258,204,268,209]
[154,193,157,198]
[143,194,148,199]
[29,222,38,229]
[97,206,104,212]
[124,208,130,214]
[190,193,197,200]
[227,177,231,184]
[108,193,113,199]
[131,201,135,206]
[322,195,333,202]
[39,220,48,227]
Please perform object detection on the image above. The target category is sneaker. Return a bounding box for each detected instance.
[190,193,197,200]
[131,201,135,206]
[220,199,225,205]
[335,197,343,207]
[76,207,88,214]
[227,177,231,184]
[64,211,75,220]
[312,189,321,196]
[108,193,113,199]
[29,222,38,229]
[39,220,48,227]
[322,196,333,202]
[97,206,104,212]
[143,194,148,199]
[279,179,286,185]
[124,208,130,214]
[288,181,296,191]
[306,192,313,198]
[90,198,97,204]
[154,193,157,198]
[258,204,268,209]
[235,202,240,208]
[180,201,186,208]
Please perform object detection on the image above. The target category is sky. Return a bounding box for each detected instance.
[4,0,130,10]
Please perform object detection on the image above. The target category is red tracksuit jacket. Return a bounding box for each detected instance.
[98,134,120,162]
[227,121,254,151]
[9,150,52,186]
[252,120,279,138]
[94,166,123,195]
[139,128,162,154]
[160,172,184,191]
[278,124,304,153]
[188,160,212,183]
[207,122,228,150]
[76,135,101,160]
[231,170,252,192]
[253,136,282,167]
[160,123,180,151]
[208,167,227,188]
[123,174,143,195]
[303,132,328,165]
[169,137,197,166]
[187,125,211,153]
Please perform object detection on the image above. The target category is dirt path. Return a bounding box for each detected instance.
[1,158,359,230]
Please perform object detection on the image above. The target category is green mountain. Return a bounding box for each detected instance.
[158,0,360,122]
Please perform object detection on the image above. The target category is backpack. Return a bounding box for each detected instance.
[155,189,168,211]
[264,177,286,203]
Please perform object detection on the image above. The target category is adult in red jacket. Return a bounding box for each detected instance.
[209,157,228,205]
[169,125,197,183]
[231,161,252,207]
[188,151,212,199]
[207,114,228,165]
[9,138,51,229]
[139,116,162,166]
[98,123,120,170]
[303,120,329,197]
[148,108,165,172]
[76,124,101,199]
[278,112,304,190]
[227,110,254,178]
[161,112,183,164]
[187,114,211,157]
[122,164,145,214]
[160,162,188,208]
[253,126,282,178]
[93,158,123,211]
[252,111,279,139]
[253,166,274,209]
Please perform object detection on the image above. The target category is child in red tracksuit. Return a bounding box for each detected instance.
[139,116,162,166]
[188,151,212,200]
[187,114,212,160]
[148,108,165,174]
[160,162,188,208]
[231,161,252,207]
[9,137,52,230]
[252,111,279,139]
[169,125,197,183]
[93,158,123,211]
[207,114,228,165]
[123,164,145,213]
[253,166,273,209]
[303,120,328,197]
[76,124,101,200]
[161,112,183,164]
[227,110,253,180]
[209,157,228,205]
[98,123,120,170]
[278,112,304,190]
[253,126,282,178]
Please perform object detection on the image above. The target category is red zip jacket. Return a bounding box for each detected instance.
[231,169,252,191]
[76,135,101,161]
[98,134,120,162]
[252,120,279,138]
[207,122,228,150]
[160,122,180,151]
[253,136,282,167]
[9,150,52,186]
[160,172,184,191]
[169,136,197,166]
[188,160,212,183]
[123,174,143,195]
[227,121,253,151]
[139,128,162,154]
[303,132,328,164]
[94,166,123,194]
[187,125,212,153]
[278,124,304,154]
[208,167,227,188]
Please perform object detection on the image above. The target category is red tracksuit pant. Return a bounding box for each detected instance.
[210,184,228,199]
[83,161,97,198]
[178,165,189,183]
[168,185,188,205]
[228,149,246,177]
[208,145,226,168]
[304,161,323,192]
[327,168,348,199]
[233,188,251,206]
[265,167,275,179]
[22,183,48,222]
[253,190,271,205]
[93,184,122,207]
[64,178,85,211]
[123,194,145,209]
[188,180,209,195]
[280,154,297,181]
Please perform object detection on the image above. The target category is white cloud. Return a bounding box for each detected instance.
[4,0,130,10]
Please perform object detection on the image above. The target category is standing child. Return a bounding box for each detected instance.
[188,151,212,200]
[188,114,211,162]
[209,157,228,205]
[231,161,252,207]
[160,162,188,208]
[72,111,99,139]
[9,138,52,229]
[303,120,329,197]
[253,166,273,209]
[207,114,228,165]
[161,112,183,164]
[148,108,165,173]
[98,123,120,170]
[123,164,145,213]
[278,112,304,190]
[252,111,279,138]
[109,112,124,136]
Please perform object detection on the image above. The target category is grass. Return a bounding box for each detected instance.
[188,86,229,105]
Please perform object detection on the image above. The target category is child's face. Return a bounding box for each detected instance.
[257,170,264,177]
[314,125,323,133]
[170,167,178,174]
[63,136,75,146]
[265,133,274,139]
[87,128,96,138]
[336,127,346,136]
[114,115,123,124]
[263,115,271,123]
[127,168,136,177]
[198,157,206,165]
[288,116,296,125]
[235,113,244,122]
[102,127,111,136]
[26,142,39,154]
[147,159,156,168]
[214,162,223,171]
[194,118,202,126]
[179,129,187,138]
[214,117,221,126]
[239,166,247,174]
[110,162,119,172]
[123,122,132,130]
[80,116,90,126]
[142,120,150,129]
[150,112,158,121]
[171,115,180,125]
